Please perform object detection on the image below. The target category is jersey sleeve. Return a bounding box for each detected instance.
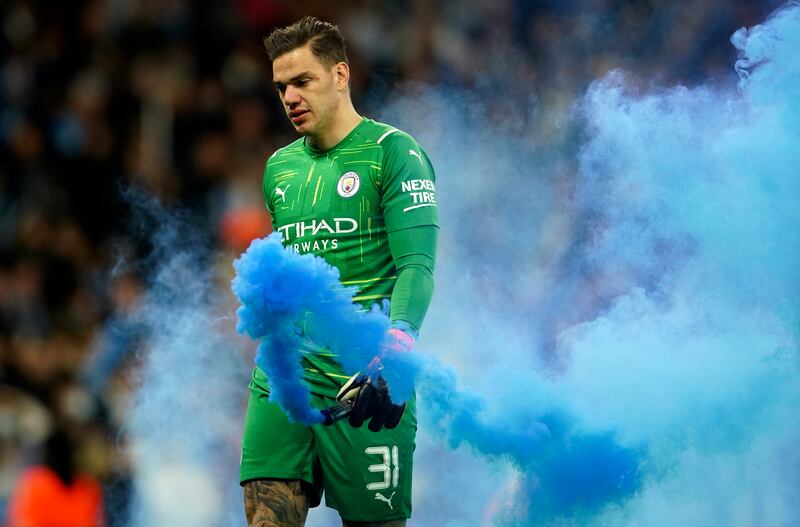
[380,131,439,233]
[387,224,437,333]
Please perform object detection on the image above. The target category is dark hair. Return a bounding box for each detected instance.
[264,16,348,67]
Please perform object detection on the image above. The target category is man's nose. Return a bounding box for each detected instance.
[284,85,302,106]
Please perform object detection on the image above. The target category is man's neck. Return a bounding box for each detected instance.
[309,104,362,151]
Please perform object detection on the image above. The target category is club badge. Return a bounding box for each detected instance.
[337,171,360,198]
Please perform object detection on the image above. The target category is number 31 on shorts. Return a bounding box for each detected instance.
[364,445,399,490]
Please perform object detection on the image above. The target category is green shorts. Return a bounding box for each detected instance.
[240,369,417,522]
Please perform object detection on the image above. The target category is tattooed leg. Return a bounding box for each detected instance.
[341,520,406,527]
[243,479,310,527]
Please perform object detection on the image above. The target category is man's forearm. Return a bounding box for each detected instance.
[387,225,438,333]
[390,265,434,334]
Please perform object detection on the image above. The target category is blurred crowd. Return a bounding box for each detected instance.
[0,0,774,524]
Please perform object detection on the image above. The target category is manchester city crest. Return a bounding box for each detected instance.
[337,171,360,198]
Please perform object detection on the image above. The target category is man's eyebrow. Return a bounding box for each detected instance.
[273,71,314,87]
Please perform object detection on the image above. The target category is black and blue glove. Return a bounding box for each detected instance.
[331,328,415,431]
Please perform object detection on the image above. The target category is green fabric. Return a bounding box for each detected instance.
[378,130,438,233]
[240,369,417,521]
[259,117,439,394]
[239,381,322,506]
[387,225,437,333]
[245,118,433,521]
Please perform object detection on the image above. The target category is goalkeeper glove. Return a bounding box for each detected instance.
[335,328,414,432]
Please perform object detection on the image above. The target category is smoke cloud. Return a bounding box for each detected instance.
[108,194,250,526]
[231,233,389,424]
[388,3,799,526]
[232,234,642,521]
[116,3,799,526]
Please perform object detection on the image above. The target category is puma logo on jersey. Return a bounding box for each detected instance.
[408,149,423,164]
[275,184,290,203]
[374,491,395,510]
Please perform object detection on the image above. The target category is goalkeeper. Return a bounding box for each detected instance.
[240,16,438,527]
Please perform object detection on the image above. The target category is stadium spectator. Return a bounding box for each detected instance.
[4,429,103,527]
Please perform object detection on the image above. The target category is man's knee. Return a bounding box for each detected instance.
[243,478,310,527]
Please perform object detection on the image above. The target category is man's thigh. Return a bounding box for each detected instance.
[314,396,417,523]
[243,479,309,527]
[240,384,319,491]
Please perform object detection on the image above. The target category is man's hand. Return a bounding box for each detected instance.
[334,328,415,432]
[336,373,405,431]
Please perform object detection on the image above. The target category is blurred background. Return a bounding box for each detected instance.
[0,0,779,524]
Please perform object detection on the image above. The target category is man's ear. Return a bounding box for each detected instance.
[335,62,350,92]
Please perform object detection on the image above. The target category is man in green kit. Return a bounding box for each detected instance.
[240,16,438,527]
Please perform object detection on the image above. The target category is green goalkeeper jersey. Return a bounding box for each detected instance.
[260,117,438,396]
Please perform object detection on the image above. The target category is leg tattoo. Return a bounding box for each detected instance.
[243,479,310,527]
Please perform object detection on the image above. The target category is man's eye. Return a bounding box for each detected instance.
[297,79,308,87]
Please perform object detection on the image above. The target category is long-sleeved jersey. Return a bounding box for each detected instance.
[258,117,438,397]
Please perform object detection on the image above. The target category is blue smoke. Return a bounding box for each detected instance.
[115,3,800,526]
[555,5,800,523]
[418,363,643,523]
[103,193,250,526]
[233,234,643,521]
[397,3,797,525]
[301,3,796,526]
[232,233,388,423]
